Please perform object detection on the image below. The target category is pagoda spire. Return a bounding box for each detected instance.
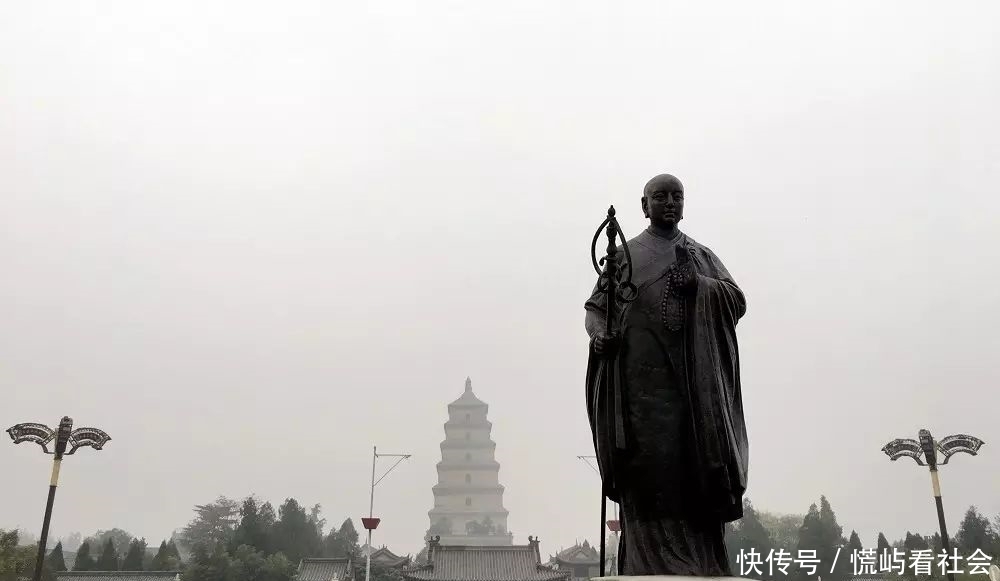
[465,377,472,392]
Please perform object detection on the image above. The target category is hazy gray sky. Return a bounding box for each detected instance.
[2,0,998,559]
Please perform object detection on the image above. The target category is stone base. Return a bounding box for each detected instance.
[595,577,751,581]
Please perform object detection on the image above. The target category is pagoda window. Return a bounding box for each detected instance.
[465,413,470,422]
[465,497,471,506]
[465,474,471,484]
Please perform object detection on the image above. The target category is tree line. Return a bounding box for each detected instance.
[7,493,998,581]
[724,496,1000,581]
[2,494,401,581]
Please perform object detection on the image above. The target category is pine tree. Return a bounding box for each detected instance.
[73,541,96,571]
[151,541,170,570]
[96,538,119,571]
[956,506,994,556]
[167,539,182,564]
[232,497,274,554]
[323,519,359,559]
[46,542,67,572]
[818,496,849,581]
[726,500,776,580]
[847,530,862,552]
[122,538,146,571]
[181,543,232,581]
[876,532,891,562]
[271,498,323,564]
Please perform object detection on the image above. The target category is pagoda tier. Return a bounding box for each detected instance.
[425,377,513,546]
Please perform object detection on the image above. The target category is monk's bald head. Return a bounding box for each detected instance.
[641,173,685,229]
[643,174,684,198]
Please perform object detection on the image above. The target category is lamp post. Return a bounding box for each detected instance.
[882,429,984,581]
[362,446,411,581]
[8,417,111,581]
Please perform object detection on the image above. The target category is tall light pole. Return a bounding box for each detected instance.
[362,446,411,581]
[8,417,111,581]
[578,455,619,577]
[882,429,984,581]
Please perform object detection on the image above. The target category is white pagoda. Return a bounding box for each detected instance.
[425,377,513,546]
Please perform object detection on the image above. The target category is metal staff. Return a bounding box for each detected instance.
[590,205,636,577]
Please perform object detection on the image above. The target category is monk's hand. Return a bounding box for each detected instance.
[593,331,620,357]
[673,245,697,293]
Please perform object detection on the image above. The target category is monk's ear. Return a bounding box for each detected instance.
[641,196,649,218]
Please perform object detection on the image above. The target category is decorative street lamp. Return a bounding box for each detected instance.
[363,446,411,581]
[8,417,111,581]
[882,429,984,581]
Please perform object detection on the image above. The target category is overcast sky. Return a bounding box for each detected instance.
[2,0,998,559]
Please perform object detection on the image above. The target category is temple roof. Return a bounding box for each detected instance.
[361,545,410,568]
[550,541,599,564]
[404,539,568,581]
[57,573,181,581]
[297,558,353,581]
[449,377,487,407]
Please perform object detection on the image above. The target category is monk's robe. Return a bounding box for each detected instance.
[584,226,748,576]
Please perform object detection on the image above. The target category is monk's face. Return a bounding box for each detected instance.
[642,175,684,228]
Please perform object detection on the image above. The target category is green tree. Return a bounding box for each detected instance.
[847,530,862,553]
[182,543,233,581]
[900,532,930,581]
[323,519,359,559]
[151,541,171,570]
[259,553,295,581]
[180,497,240,552]
[818,496,848,581]
[271,499,322,564]
[795,498,848,581]
[758,512,804,553]
[73,541,97,571]
[877,532,891,553]
[226,545,295,581]
[231,497,274,554]
[229,545,265,581]
[167,539,183,563]
[122,538,147,571]
[955,506,995,556]
[308,504,325,538]
[47,542,67,572]
[86,530,134,557]
[97,538,120,571]
[149,540,182,571]
[876,532,892,564]
[727,499,776,579]
[1,530,55,581]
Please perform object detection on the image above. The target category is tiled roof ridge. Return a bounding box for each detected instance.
[57,573,181,577]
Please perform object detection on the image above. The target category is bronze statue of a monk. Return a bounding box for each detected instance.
[585,174,748,576]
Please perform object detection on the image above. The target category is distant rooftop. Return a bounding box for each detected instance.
[404,538,568,581]
[57,572,181,581]
[297,558,353,581]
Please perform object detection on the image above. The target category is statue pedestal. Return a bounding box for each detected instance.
[595,577,750,581]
